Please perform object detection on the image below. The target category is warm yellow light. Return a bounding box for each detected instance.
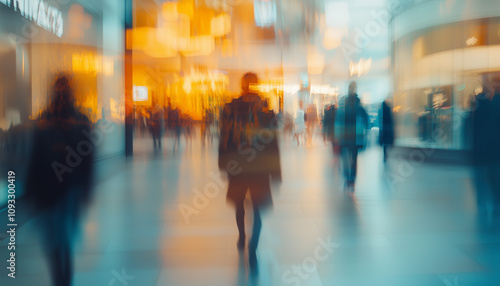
[308,53,325,75]
[221,39,233,57]
[162,2,178,21]
[144,44,177,58]
[157,13,190,47]
[181,35,215,56]
[127,27,154,50]
[127,27,178,58]
[323,28,342,50]
[210,14,231,37]
[73,52,101,74]
[466,36,478,46]
[103,58,114,76]
[177,0,194,19]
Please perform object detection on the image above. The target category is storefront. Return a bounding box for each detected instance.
[391,0,500,150]
[0,0,126,205]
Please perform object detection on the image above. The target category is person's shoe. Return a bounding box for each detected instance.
[237,235,245,251]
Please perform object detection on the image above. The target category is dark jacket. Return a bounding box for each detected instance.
[335,94,369,148]
[472,93,495,166]
[378,100,395,146]
[492,93,500,163]
[322,104,336,142]
[25,107,94,210]
[218,94,281,180]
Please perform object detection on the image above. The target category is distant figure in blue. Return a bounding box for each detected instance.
[335,82,369,192]
[25,74,94,286]
[218,72,281,273]
[378,99,395,163]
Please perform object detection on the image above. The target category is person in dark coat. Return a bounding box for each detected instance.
[471,89,496,223]
[24,74,94,286]
[322,104,336,146]
[491,92,500,208]
[218,72,281,271]
[335,82,369,192]
[378,99,395,163]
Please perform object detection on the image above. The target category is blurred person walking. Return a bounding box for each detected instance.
[471,87,496,222]
[151,104,164,150]
[378,99,395,163]
[322,104,337,146]
[492,92,500,216]
[335,82,369,192]
[306,104,318,145]
[24,74,94,286]
[219,72,281,272]
[294,101,306,146]
[169,107,182,151]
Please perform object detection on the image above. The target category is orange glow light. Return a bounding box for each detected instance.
[210,14,231,37]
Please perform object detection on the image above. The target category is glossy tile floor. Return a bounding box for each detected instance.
[1,135,500,286]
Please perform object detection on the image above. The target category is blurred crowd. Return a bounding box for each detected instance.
[133,104,218,151]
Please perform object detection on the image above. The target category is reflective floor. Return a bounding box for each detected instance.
[1,134,500,286]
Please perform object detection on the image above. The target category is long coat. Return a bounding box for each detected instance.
[218,94,281,208]
[335,94,369,148]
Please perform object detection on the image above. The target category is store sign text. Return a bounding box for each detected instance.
[1,0,64,37]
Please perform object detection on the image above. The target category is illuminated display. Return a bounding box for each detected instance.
[349,58,372,77]
[133,86,149,102]
[0,0,64,37]
[72,53,114,76]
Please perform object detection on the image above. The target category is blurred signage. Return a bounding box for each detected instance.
[0,0,64,37]
[254,0,276,27]
[72,53,114,76]
[133,86,149,102]
[349,58,372,77]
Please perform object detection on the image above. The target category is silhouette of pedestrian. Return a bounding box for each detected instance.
[378,99,395,163]
[24,74,94,286]
[218,72,281,273]
[335,82,369,192]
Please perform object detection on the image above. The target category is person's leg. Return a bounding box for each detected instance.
[383,145,387,163]
[248,205,262,273]
[50,240,72,286]
[341,147,350,188]
[235,202,245,249]
[249,206,262,250]
[43,208,74,286]
[351,148,359,187]
[152,131,157,148]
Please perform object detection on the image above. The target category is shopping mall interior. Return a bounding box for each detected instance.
[1,0,500,285]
